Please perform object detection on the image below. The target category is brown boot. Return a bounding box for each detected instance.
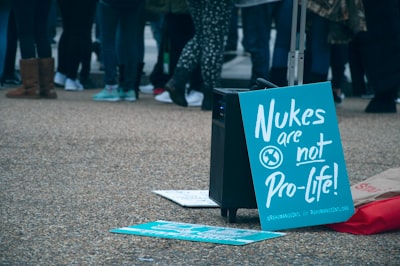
[38,58,57,99]
[6,58,40,99]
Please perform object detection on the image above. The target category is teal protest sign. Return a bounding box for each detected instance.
[110,220,285,245]
[238,82,354,231]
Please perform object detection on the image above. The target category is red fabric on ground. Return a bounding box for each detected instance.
[327,195,400,235]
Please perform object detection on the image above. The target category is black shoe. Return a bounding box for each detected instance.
[333,91,342,104]
[165,79,187,107]
[365,97,396,113]
[80,77,97,89]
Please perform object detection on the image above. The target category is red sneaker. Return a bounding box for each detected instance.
[153,88,165,95]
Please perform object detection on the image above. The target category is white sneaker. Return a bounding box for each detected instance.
[186,90,204,107]
[75,79,84,90]
[155,90,204,107]
[65,78,84,91]
[154,91,172,103]
[139,84,154,94]
[54,72,66,86]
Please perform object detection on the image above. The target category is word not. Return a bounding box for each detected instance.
[296,133,333,166]
[264,163,338,208]
[255,99,326,143]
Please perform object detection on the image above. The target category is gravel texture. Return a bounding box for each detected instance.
[1,89,399,265]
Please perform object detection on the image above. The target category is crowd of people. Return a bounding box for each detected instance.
[0,0,399,113]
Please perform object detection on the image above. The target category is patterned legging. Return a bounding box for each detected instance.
[177,0,233,92]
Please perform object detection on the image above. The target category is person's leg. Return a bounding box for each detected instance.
[348,32,367,97]
[134,9,146,97]
[270,0,292,86]
[93,2,120,101]
[330,43,347,103]
[241,3,273,88]
[304,13,330,83]
[223,5,239,63]
[7,0,40,98]
[77,0,97,86]
[310,15,330,77]
[271,0,291,68]
[199,0,232,110]
[170,14,202,93]
[92,2,103,69]
[55,0,68,86]
[57,0,79,89]
[149,15,169,90]
[33,0,55,98]
[2,11,20,84]
[149,14,163,50]
[33,0,52,58]
[118,4,143,97]
[58,0,95,90]
[99,3,119,87]
[165,0,203,107]
[12,0,37,59]
[168,13,195,82]
[150,12,195,93]
[363,0,400,112]
[0,5,10,82]
[167,12,203,97]
[225,6,238,52]
[47,0,57,44]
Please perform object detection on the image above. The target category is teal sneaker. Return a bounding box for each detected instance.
[119,89,137,102]
[93,85,120,101]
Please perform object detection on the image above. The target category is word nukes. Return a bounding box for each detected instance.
[255,98,326,143]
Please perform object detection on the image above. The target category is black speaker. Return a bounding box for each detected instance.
[209,88,257,223]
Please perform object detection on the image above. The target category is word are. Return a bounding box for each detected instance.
[254,99,326,143]
[264,163,338,208]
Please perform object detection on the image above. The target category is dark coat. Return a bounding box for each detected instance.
[307,0,367,43]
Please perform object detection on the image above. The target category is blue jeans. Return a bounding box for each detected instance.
[100,2,144,90]
[271,0,293,68]
[57,0,97,80]
[241,3,275,86]
[0,6,11,78]
[305,13,330,76]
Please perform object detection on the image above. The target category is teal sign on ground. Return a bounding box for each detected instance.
[110,220,285,245]
[238,82,354,231]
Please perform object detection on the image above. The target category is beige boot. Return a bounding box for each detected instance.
[6,58,40,99]
[39,58,57,99]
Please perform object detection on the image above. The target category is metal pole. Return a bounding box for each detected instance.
[288,0,299,86]
[297,0,307,85]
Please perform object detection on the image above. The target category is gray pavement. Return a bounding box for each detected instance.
[1,26,400,265]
